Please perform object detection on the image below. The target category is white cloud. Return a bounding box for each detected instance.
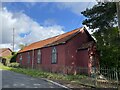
[43,19,57,26]
[0,44,12,49]
[0,7,65,51]
[56,2,97,16]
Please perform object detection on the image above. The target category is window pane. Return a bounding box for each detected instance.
[52,47,57,64]
[37,49,41,63]
[19,54,22,64]
[20,54,22,61]
[27,52,30,63]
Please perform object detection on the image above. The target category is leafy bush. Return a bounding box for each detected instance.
[7,62,20,68]
[0,57,6,65]
[10,52,17,63]
[3,55,13,66]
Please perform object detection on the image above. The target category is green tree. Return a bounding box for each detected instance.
[81,2,120,68]
[81,2,117,30]
[19,44,26,50]
[95,27,120,68]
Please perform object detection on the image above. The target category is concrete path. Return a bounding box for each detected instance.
[1,70,68,89]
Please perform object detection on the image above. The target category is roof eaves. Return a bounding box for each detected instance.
[18,42,66,54]
[83,27,96,43]
[65,29,81,43]
[44,42,66,48]
[44,29,82,47]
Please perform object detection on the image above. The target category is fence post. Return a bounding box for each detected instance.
[115,69,119,89]
[93,67,97,87]
[95,67,97,87]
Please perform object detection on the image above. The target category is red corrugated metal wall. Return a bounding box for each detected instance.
[16,30,94,74]
[65,30,90,74]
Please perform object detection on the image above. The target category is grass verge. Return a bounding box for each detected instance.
[0,64,91,88]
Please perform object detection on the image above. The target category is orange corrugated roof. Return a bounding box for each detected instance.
[19,27,84,53]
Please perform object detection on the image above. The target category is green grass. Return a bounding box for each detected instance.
[0,63,86,82]
[0,63,12,70]
[10,68,86,81]
[1,64,95,88]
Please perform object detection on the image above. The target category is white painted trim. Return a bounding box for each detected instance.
[41,78,70,89]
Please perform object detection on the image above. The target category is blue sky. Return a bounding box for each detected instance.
[1,2,96,50]
[2,2,94,31]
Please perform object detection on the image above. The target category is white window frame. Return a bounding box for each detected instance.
[52,47,57,64]
[37,49,41,64]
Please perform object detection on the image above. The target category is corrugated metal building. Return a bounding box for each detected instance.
[16,27,99,75]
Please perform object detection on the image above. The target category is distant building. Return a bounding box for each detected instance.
[0,48,12,65]
[0,48,12,57]
[16,27,99,75]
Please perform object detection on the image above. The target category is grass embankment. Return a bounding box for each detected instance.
[0,63,12,70]
[0,64,90,88]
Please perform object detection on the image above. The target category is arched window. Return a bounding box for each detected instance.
[37,49,41,64]
[52,47,57,64]
[27,52,30,63]
[19,54,22,62]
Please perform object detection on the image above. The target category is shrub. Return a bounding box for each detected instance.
[10,52,17,63]
[0,57,6,65]
[3,55,13,66]
[7,62,20,68]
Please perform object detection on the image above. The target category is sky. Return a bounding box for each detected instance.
[0,1,97,51]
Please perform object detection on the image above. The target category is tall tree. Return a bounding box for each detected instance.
[81,2,120,68]
[81,2,117,30]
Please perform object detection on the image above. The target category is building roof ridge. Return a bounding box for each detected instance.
[19,27,84,53]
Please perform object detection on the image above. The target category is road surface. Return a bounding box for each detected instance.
[1,70,68,89]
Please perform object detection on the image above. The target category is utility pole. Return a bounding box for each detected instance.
[13,28,15,52]
[116,1,120,36]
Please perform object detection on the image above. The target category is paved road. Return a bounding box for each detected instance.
[1,70,68,89]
